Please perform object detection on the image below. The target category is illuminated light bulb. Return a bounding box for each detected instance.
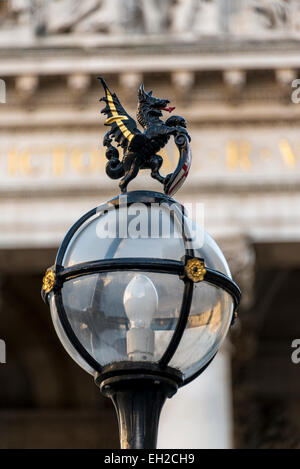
[123,274,158,361]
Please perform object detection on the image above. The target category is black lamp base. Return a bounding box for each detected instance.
[95,363,183,449]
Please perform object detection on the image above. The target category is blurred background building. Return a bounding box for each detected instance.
[0,0,300,448]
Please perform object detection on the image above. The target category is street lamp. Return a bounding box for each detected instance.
[41,80,241,449]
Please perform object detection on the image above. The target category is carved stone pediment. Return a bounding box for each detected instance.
[43,0,142,35]
[0,0,31,27]
[2,0,300,39]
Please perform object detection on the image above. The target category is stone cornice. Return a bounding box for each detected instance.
[2,106,300,129]
[1,34,300,53]
[1,48,300,76]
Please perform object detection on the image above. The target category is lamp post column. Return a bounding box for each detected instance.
[97,373,179,449]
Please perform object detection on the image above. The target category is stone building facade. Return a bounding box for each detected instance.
[0,0,300,448]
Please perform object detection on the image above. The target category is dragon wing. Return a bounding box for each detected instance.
[98,77,141,149]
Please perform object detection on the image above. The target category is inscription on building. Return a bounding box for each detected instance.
[0,128,299,189]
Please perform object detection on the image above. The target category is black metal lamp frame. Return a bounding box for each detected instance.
[42,190,241,449]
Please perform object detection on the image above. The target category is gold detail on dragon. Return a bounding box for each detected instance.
[42,269,56,294]
[105,115,129,125]
[105,89,134,142]
[185,258,206,283]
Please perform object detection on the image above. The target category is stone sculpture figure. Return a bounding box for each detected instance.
[4,0,300,37]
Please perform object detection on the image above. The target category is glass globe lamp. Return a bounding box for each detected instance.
[42,190,241,448]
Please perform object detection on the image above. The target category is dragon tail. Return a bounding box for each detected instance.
[103,130,125,180]
[104,144,125,180]
[105,158,125,180]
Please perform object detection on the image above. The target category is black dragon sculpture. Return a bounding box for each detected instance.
[99,77,192,196]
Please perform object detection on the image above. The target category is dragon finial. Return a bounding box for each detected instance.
[98,77,192,196]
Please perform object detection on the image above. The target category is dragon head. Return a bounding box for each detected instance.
[137,84,175,128]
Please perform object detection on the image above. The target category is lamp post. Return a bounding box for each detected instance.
[41,79,241,449]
